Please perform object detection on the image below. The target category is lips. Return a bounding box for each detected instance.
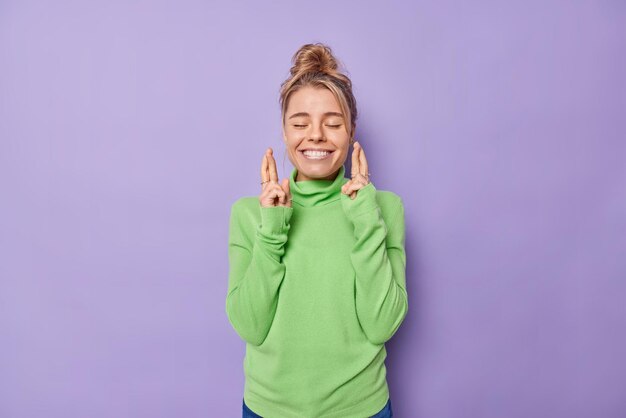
[299,149,334,160]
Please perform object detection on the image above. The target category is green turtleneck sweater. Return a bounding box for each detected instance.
[226,165,407,418]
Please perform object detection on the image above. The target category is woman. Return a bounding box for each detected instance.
[226,43,407,418]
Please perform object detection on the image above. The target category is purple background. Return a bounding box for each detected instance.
[1,1,625,417]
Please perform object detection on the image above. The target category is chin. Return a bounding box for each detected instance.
[297,165,339,180]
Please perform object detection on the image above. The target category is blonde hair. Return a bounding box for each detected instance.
[279,43,358,141]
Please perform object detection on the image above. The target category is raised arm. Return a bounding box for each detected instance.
[225,147,293,346]
[341,184,408,345]
[226,202,293,346]
[340,141,408,345]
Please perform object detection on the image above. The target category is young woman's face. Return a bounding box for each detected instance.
[283,86,351,181]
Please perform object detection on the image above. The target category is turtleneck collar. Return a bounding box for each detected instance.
[289,165,349,207]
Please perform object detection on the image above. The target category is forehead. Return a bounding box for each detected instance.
[287,86,342,115]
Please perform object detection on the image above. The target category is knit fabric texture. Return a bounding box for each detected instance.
[226,164,408,418]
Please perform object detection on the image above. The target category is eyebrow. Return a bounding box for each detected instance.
[288,112,344,120]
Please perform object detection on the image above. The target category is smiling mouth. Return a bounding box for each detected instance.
[299,150,334,160]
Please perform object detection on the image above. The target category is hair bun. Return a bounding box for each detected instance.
[290,43,339,77]
[279,42,357,138]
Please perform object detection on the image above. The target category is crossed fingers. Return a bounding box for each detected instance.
[341,141,371,200]
[260,148,292,207]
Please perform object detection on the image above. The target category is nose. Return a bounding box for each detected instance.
[309,124,325,142]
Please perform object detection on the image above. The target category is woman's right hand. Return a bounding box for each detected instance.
[259,148,292,208]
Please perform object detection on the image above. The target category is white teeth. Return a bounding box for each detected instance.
[303,150,330,159]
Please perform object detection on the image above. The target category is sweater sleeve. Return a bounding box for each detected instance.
[225,200,293,346]
[340,183,408,345]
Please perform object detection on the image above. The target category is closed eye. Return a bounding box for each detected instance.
[293,124,342,128]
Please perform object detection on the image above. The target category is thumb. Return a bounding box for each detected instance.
[281,178,291,204]
[281,178,290,194]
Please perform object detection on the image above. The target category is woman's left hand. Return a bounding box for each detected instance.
[341,141,371,200]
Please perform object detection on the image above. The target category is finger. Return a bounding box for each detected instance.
[353,173,369,187]
[341,179,352,194]
[261,150,270,188]
[277,180,286,205]
[268,148,279,183]
[359,144,368,179]
[351,142,360,179]
[261,181,283,201]
[342,178,367,194]
[343,181,363,195]
[262,189,284,207]
[270,183,286,203]
[259,188,275,207]
[280,178,291,206]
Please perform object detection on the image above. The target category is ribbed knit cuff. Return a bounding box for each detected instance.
[259,206,294,235]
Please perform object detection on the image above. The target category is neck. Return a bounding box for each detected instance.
[289,165,349,207]
[296,168,341,182]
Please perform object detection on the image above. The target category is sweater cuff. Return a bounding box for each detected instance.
[341,182,378,218]
[259,206,293,235]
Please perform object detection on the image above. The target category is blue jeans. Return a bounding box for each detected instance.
[242,397,393,417]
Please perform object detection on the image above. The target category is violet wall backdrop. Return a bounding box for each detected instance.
[1,1,624,417]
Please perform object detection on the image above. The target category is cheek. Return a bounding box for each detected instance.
[337,144,350,156]
[285,132,306,145]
